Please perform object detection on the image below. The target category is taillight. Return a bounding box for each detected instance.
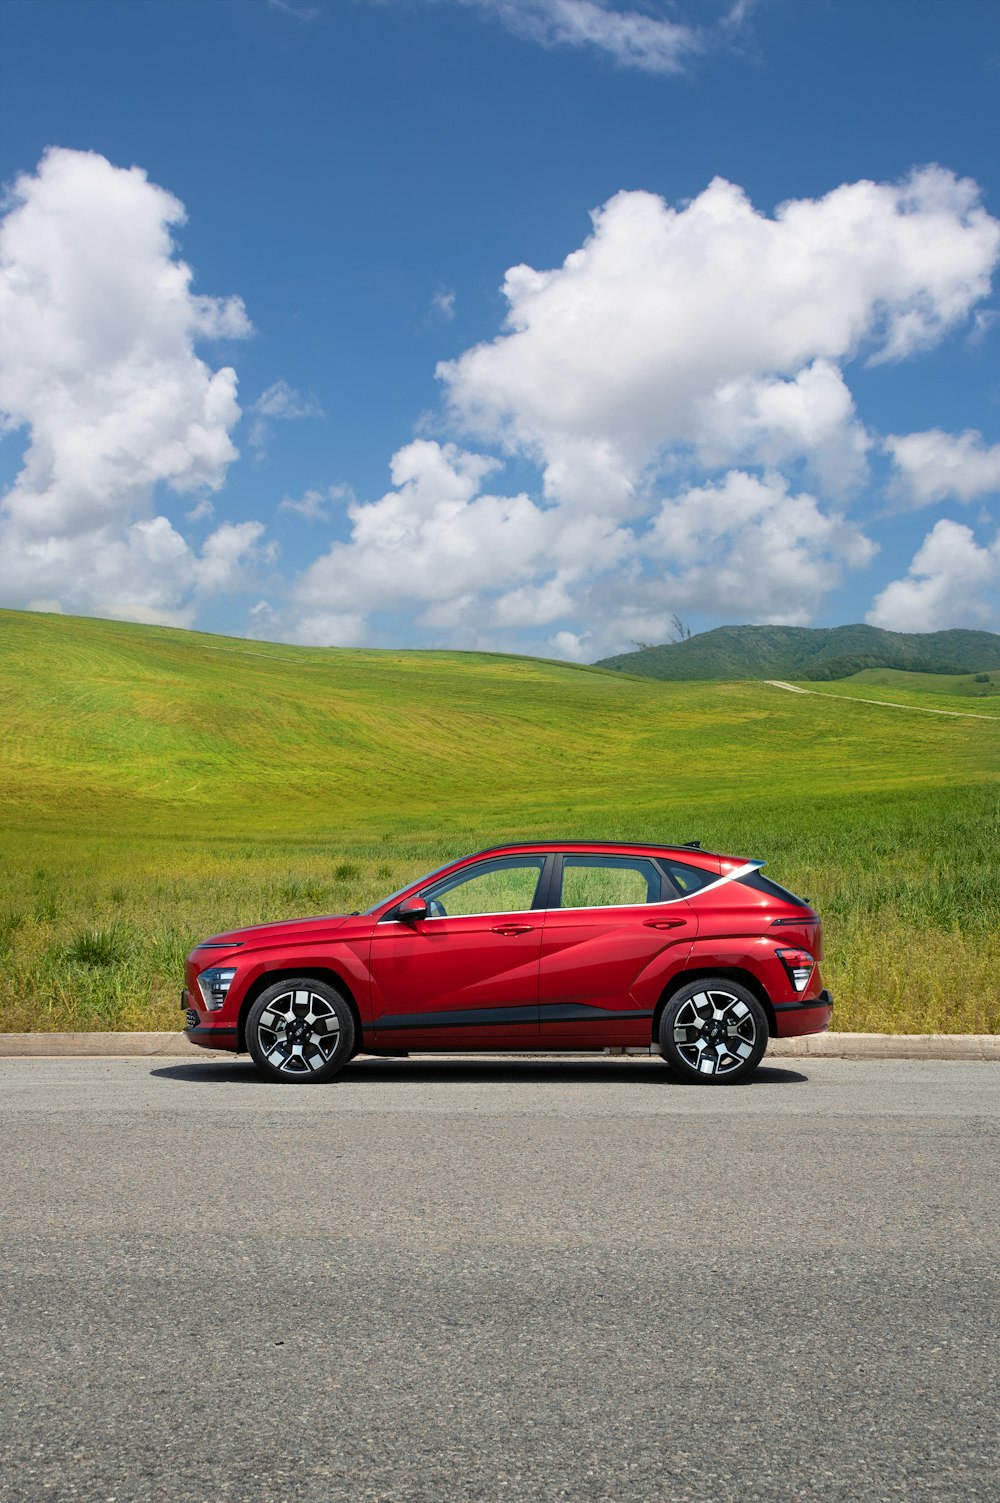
[776,948,815,993]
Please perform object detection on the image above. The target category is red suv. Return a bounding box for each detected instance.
[183,842,832,1084]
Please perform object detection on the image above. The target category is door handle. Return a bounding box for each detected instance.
[490,924,534,936]
[643,918,686,930]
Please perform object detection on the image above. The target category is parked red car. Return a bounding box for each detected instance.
[183,841,832,1084]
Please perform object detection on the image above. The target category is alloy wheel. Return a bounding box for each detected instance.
[672,988,757,1078]
[254,987,342,1076]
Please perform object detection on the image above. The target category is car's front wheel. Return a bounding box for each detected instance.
[659,978,768,1084]
[246,978,355,1083]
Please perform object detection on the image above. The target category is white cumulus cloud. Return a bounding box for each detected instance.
[695,360,871,496]
[193,520,278,593]
[867,520,1000,632]
[884,428,1000,508]
[277,154,1000,653]
[279,445,872,653]
[5,151,998,653]
[288,439,560,644]
[644,470,877,626]
[279,436,644,649]
[439,170,999,513]
[0,147,269,626]
[303,167,990,652]
[550,628,591,660]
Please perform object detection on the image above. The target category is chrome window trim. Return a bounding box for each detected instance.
[406,908,539,922]
[551,860,765,913]
[408,862,764,920]
[677,860,764,900]
[377,858,765,921]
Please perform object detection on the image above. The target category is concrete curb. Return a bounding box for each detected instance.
[766,1032,1000,1061]
[0,1031,998,1061]
[0,1032,227,1058]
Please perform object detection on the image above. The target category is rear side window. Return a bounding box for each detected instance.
[559,856,663,908]
[737,868,809,906]
[660,859,718,896]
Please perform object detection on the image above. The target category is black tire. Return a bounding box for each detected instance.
[659,978,768,1085]
[246,977,355,1084]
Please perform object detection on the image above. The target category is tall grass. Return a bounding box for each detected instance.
[1,607,997,1034]
[2,779,996,1034]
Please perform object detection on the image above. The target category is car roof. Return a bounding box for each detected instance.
[467,840,727,862]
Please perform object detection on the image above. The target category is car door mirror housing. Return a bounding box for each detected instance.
[397,895,429,923]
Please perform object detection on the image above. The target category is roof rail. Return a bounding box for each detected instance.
[470,839,710,856]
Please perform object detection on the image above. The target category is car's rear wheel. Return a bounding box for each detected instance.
[659,978,768,1084]
[246,978,355,1084]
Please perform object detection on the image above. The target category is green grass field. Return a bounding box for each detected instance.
[1,608,997,1034]
[793,668,1000,708]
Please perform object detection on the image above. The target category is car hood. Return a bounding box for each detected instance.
[194,913,353,952]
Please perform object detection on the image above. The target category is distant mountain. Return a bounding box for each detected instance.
[595,624,1000,681]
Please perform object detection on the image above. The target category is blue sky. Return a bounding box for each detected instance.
[1,0,999,656]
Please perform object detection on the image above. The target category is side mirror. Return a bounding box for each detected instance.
[397,894,429,923]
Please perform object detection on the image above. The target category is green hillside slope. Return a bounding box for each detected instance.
[793,669,1000,711]
[824,667,992,700]
[1,608,998,1036]
[597,623,1000,681]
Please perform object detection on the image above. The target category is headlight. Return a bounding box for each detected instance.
[196,967,237,1011]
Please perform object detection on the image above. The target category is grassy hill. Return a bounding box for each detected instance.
[797,668,1000,709]
[1,607,998,1035]
[596,623,1000,681]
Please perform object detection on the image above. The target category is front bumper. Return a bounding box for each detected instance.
[181,988,239,1052]
[772,988,833,1038]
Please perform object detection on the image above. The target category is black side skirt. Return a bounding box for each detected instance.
[375,1002,653,1031]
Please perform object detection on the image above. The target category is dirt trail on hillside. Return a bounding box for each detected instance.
[764,680,998,721]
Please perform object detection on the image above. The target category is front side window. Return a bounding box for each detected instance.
[421,857,546,918]
[558,856,662,909]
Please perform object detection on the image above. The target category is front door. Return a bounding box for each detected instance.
[369,855,550,1049]
[539,854,698,1045]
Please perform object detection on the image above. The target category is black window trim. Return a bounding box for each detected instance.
[550,852,679,911]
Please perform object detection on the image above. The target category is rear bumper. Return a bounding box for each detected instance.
[772,988,833,1039]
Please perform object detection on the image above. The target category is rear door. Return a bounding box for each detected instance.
[369,854,550,1049]
[538,854,698,1045]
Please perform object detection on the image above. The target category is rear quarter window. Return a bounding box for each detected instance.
[660,860,719,896]
[737,868,809,906]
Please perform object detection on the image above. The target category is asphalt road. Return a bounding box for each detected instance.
[1,1056,997,1503]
